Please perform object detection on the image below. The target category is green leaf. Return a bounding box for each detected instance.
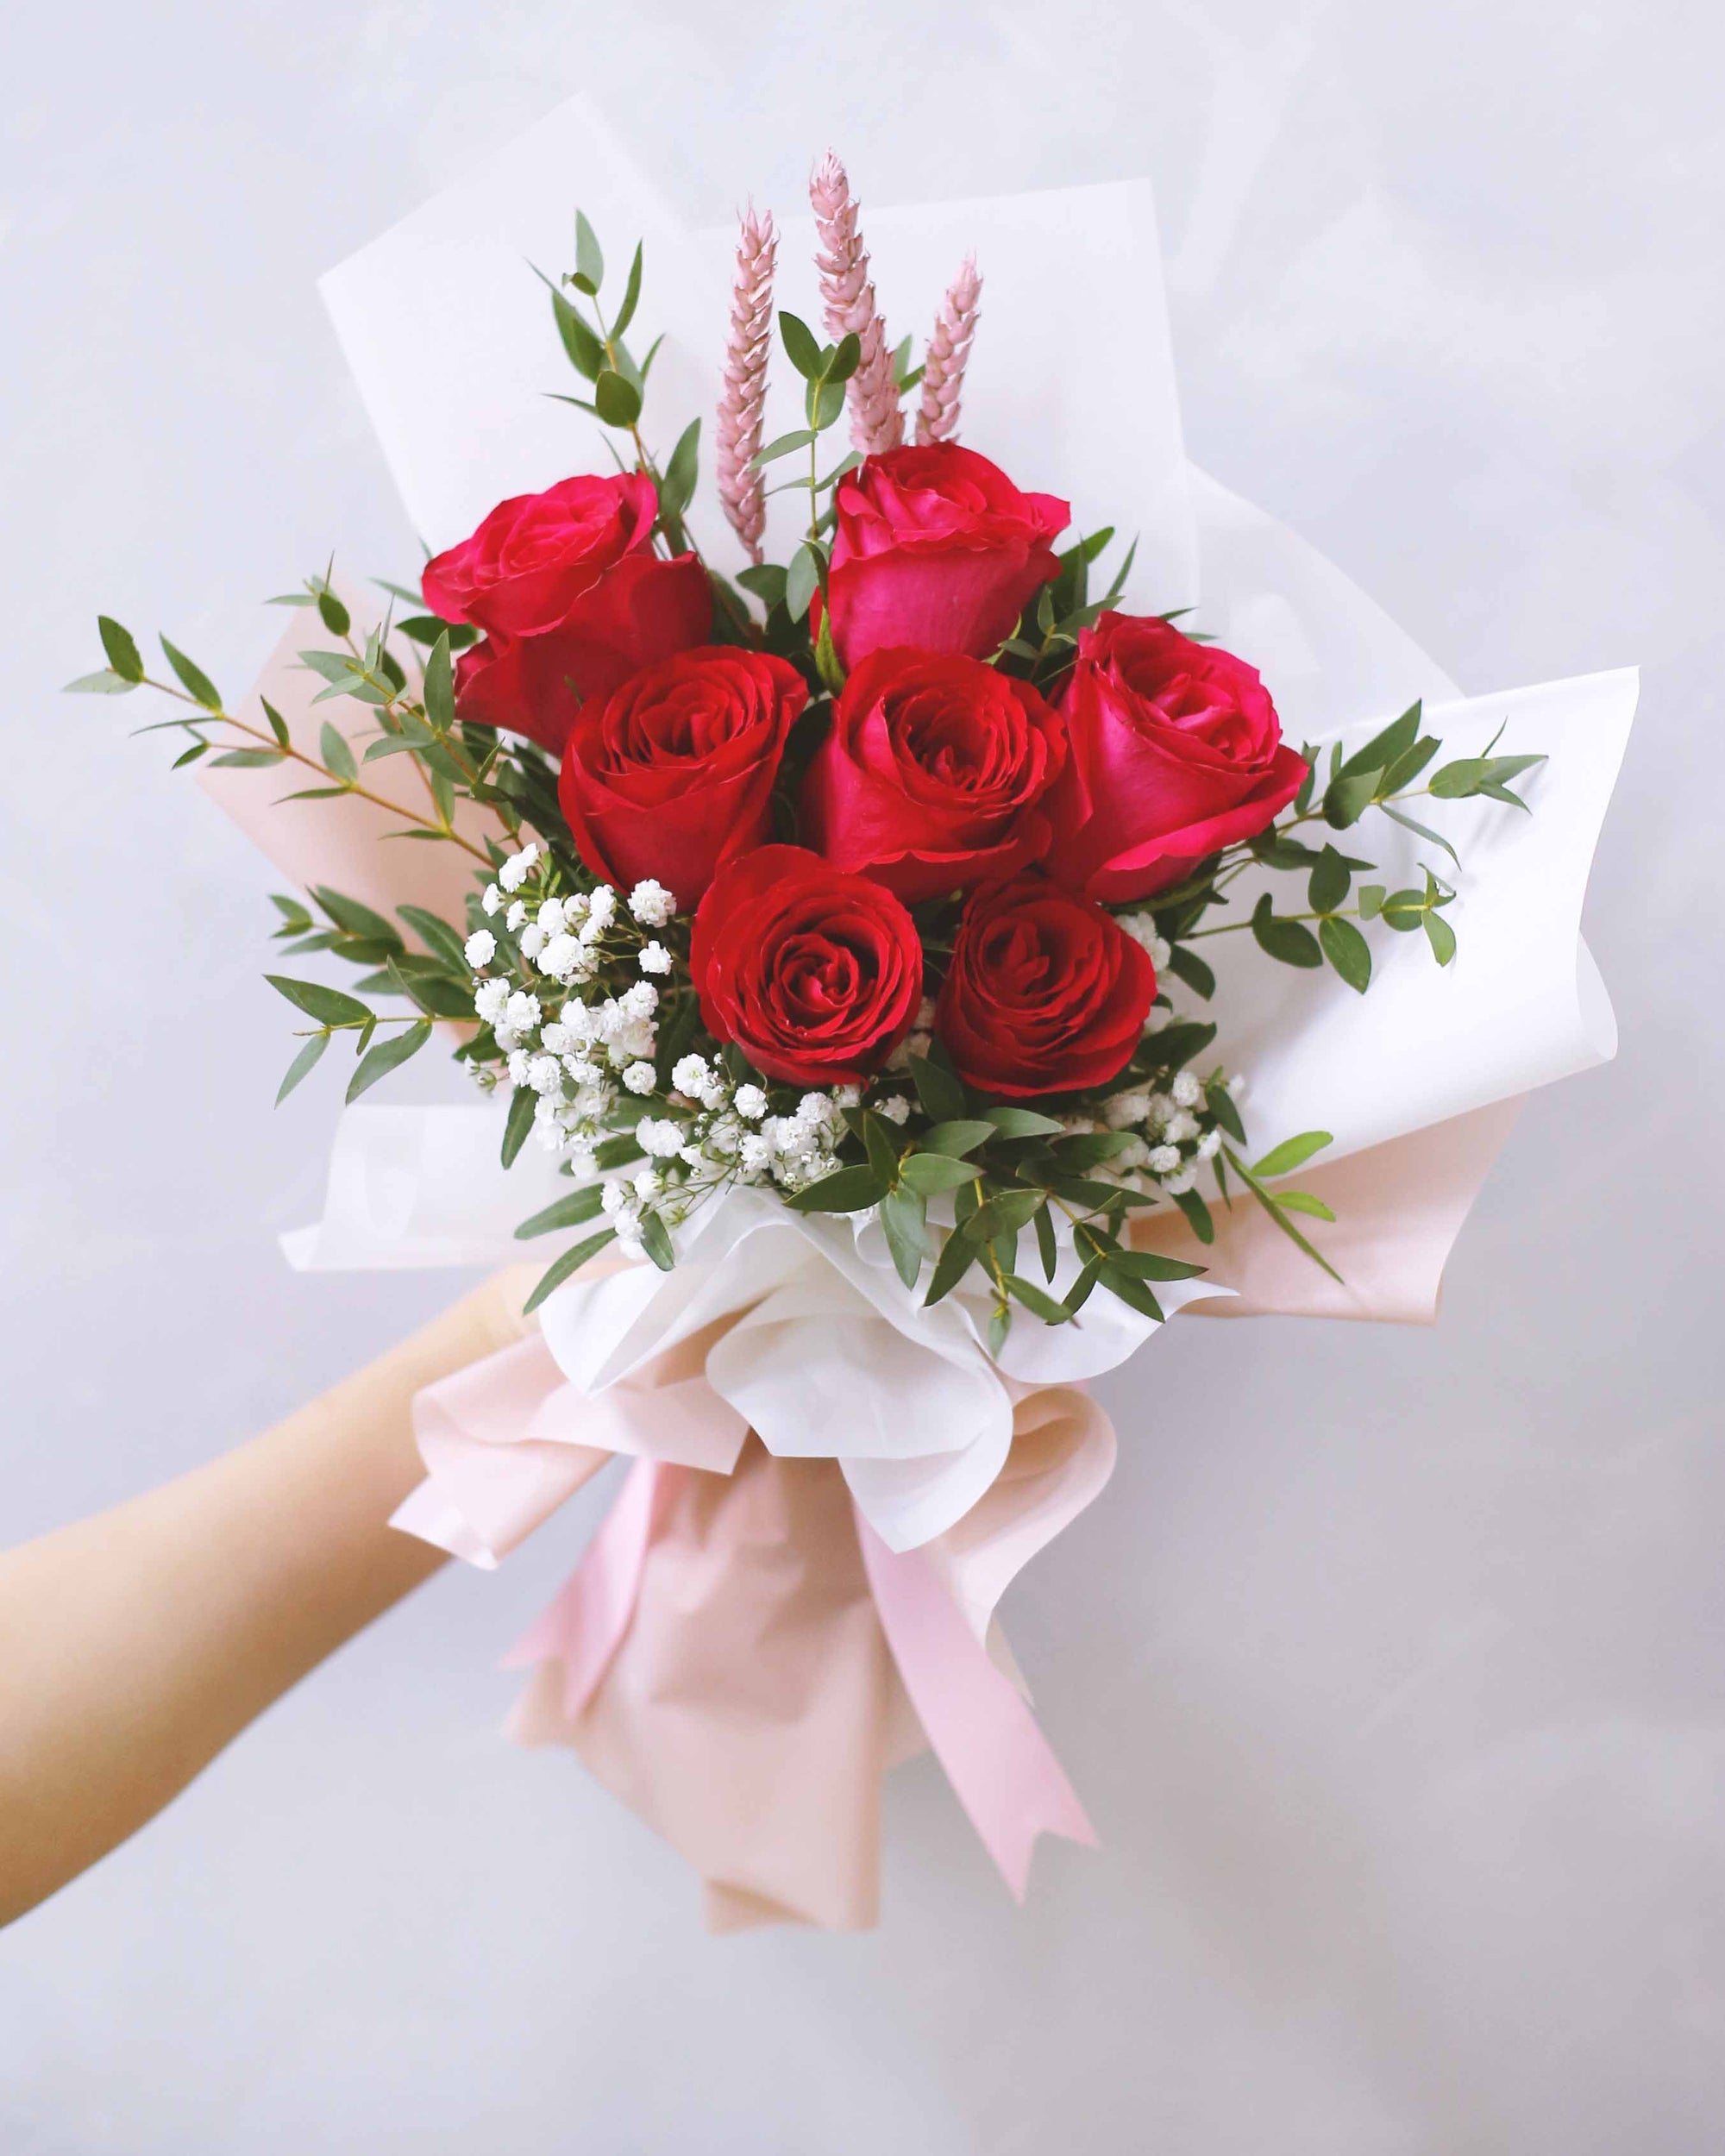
[1308,843,1352,914]
[1055,1131,1138,1169]
[900,1152,982,1195]
[1224,1146,1342,1283]
[396,903,469,974]
[858,1110,900,1187]
[274,1031,329,1105]
[1380,887,1427,931]
[1336,700,1421,782]
[573,209,605,295]
[311,887,402,948]
[737,564,787,608]
[594,1133,646,1171]
[784,1165,889,1213]
[1251,894,1323,968]
[170,739,208,767]
[523,1229,618,1316]
[881,1186,929,1289]
[812,379,847,430]
[1423,908,1458,966]
[1251,1129,1333,1179]
[265,975,372,1026]
[318,721,358,783]
[779,310,825,379]
[785,542,823,623]
[1004,1273,1070,1325]
[909,1052,968,1125]
[1206,1081,1247,1144]
[660,417,699,522]
[924,1221,983,1307]
[919,1118,994,1157]
[346,1018,432,1103]
[1357,883,1386,920]
[1172,1186,1215,1244]
[594,370,643,427]
[160,636,221,711]
[65,669,136,693]
[1034,1202,1058,1281]
[208,747,285,768]
[987,1301,1013,1357]
[972,1188,1046,1238]
[98,616,145,682]
[549,285,605,378]
[613,241,644,338]
[1379,803,1461,868]
[1101,1270,1165,1323]
[1165,944,1215,999]
[750,428,819,467]
[1382,736,1440,793]
[500,1084,537,1169]
[514,1184,606,1239]
[825,330,862,385]
[1320,913,1372,993]
[1323,770,1381,829]
[260,697,291,748]
[1107,1249,1207,1282]
[316,589,351,636]
[1275,1190,1336,1220]
[637,1211,675,1271]
[984,1106,1064,1138]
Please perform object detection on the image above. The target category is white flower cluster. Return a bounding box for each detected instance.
[1081,1061,1241,1197]
[467,849,916,1257]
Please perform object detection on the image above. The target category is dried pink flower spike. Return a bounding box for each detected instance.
[716,202,777,564]
[915,256,982,445]
[809,152,904,457]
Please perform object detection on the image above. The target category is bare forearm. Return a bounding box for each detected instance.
[0,1268,532,1926]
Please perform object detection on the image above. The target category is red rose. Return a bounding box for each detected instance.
[824,444,1069,668]
[1043,612,1308,902]
[691,847,922,1086]
[556,647,807,910]
[936,875,1156,1099]
[423,473,712,753]
[800,649,1067,902]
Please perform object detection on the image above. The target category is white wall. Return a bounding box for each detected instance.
[3,2,1721,2148]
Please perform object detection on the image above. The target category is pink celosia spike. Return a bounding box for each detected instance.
[915,255,982,445]
[809,152,904,457]
[715,202,778,564]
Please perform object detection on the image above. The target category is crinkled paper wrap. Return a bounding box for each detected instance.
[190,102,1634,1922]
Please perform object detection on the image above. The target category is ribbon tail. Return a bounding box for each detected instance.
[504,1458,662,1722]
[855,1507,1097,1900]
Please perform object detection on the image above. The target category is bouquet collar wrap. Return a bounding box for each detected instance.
[388,1192,1226,1926]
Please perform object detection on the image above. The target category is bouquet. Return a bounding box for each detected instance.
[74,133,1633,1929]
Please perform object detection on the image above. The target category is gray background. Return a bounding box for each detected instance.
[3,1,1721,2149]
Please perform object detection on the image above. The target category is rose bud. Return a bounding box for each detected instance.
[1043,611,1308,902]
[823,444,1069,668]
[800,649,1067,902]
[691,847,923,1086]
[936,874,1156,1099]
[556,647,807,910]
[423,472,712,754]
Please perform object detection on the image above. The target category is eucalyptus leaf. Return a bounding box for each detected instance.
[346,1018,432,1103]
[523,1229,618,1316]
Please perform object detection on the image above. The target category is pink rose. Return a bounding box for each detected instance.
[801,648,1065,901]
[1043,612,1308,901]
[423,473,711,753]
[823,444,1069,668]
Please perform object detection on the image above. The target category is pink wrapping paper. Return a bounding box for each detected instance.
[396,1307,1117,1928]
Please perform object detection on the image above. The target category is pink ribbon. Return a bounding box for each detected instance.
[488,1451,1097,1901]
[501,1457,664,1720]
[854,1510,1097,1897]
